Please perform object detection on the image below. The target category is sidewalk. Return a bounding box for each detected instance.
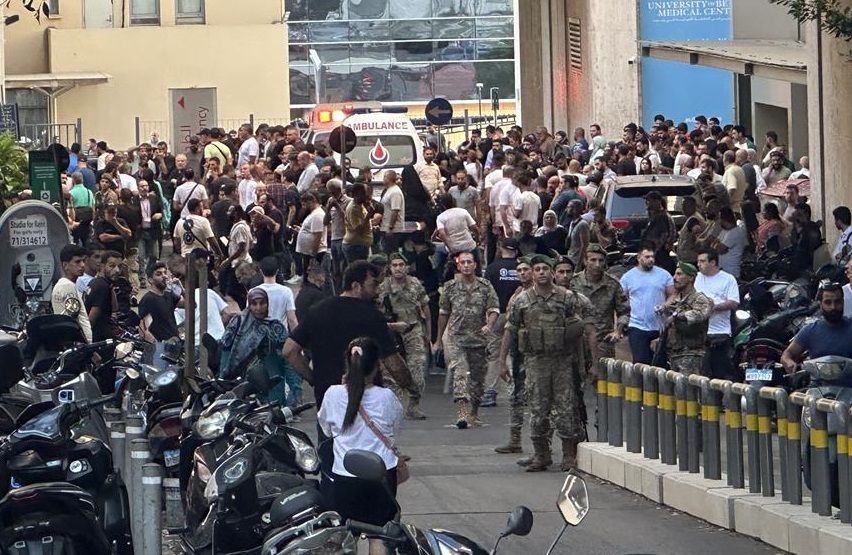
[578,442,852,554]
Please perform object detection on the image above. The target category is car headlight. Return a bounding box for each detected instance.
[288,434,319,473]
[195,408,230,440]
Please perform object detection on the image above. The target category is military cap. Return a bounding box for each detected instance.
[677,261,698,276]
[528,254,555,268]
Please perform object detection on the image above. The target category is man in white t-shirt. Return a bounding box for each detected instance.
[296,192,329,266]
[379,170,406,252]
[497,168,520,237]
[619,244,674,364]
[237,124,259,167]
[172,168,208,217]
[256,256,298,333]
[173,198,222,258]
[238,163,257,209]
[435,194,478,270]
[52,244,93,343]
[711,208,747,279]
[174,288,232,346]
[832,206,852,265]
[696,247,740,381]
[516,172,541,231]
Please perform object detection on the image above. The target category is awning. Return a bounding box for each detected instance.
[5,72,111,95]
[641,39,807,84]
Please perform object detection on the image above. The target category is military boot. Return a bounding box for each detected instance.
[516,455,534,467]
[468,401,484,427]
[495,428,523,454]
[525,439,553,472]
[405,397,427,420]
[561,440,579,471]
[455,400,470,429]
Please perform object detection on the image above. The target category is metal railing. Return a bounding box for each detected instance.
[19,121,81,150]
[596,358,851,522]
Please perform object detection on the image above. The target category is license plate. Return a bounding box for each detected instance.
[745,368,773,382]
[164,449,180,467]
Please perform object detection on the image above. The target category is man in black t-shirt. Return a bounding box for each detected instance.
[94,203,130,257]
[251,194,285,261]
[85,250,123,342]
[138,262,182,342]
[212,182,237,239]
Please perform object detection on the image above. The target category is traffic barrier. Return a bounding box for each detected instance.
[142,463,164,555]
[593,358,852,528]
[124,416,145,514]
[111,420,126,476]
[130,438,150,555]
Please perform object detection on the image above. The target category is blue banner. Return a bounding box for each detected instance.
[640,0,734,128]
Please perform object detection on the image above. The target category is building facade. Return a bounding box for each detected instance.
[4,0,289,149]
[285,0,516,121]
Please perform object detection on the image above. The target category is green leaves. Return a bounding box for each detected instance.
[0,133,30,214]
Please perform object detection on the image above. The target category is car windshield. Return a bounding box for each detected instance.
[347,135,417,169]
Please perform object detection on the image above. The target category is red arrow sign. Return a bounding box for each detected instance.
[178,96,185,109]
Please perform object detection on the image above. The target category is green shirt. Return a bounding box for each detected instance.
[70,184,94,208]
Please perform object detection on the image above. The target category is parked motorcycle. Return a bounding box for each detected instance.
[0,392,133,554]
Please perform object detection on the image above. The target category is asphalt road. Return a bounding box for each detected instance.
[289,375,783,555]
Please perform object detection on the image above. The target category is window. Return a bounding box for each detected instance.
[568,18,582,73]
[130,0,159,25]
[46,0,60,16]
[176,0,205,24]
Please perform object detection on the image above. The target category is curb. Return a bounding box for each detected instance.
[578,443,852,555]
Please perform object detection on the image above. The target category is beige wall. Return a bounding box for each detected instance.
[47,24,289,148]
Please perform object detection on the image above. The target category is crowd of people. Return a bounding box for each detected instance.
[44,111,852,488]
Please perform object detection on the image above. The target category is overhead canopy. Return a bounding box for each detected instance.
[5,72,111,95]
[641,39,807,85]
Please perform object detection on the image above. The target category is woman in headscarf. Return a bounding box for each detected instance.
[219,287,288,401]
[535,210,568,254]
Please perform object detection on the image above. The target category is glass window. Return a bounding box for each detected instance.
[390,20,432,41]
[288,23,310,43]
[347,134,418,169]
[462,0,512,16]
[176,0,205,24]
[46,0,59,15]
[313,44,350,64]
[308,21,350,42]
[432,62,478,100]
[394,41,437,62]
[472,60,515,98]
[350,43,392,65]
[475,39,514,60]
[434,19,475,40]
[285,0,341,21]
[389,65,432,101]
[350,20,390,42]
[475,17,514,38]
[130,0,159,25]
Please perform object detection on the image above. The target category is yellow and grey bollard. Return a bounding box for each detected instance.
[723,382,744,489]
[809,398,832,516]
[787,393,806,505]
[130,438,151,554]
[640,365,659,460]
[597,358,611,442]
[701,378,722,480]
[124,416,144,518]
[607,360,625,447]
[142,463,164,555]
[685,376,701,474]
[758,387,791,499]
[757,393,775,496]
[657,369,676,465]
[814,399,849,522]
[742,384,762,494]
[674,373,689,471]
[624,363,642,453]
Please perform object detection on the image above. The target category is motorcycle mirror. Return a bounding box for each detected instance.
[115,342,134,360]
[343,449,387,483]
[557,473,589,526]
[500,506,534,538]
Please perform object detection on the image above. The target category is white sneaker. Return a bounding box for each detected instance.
[286,275,302,285]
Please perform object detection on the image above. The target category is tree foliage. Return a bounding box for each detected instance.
[5,0,51,22]
[0,133,28,214]
[770,0,852,41]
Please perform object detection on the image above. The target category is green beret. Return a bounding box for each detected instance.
[368,254,389,266]
[388,251,409,264]
[677,261,698,277]
[516,256,533,267]
[587,243,607,257]
[553,255,575,269]
[528,254,555,268]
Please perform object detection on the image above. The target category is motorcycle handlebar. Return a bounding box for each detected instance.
[346,520,386,538]
[292,403,315,416]
[80,393,118,411]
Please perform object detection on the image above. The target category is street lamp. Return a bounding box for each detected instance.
[309,49,322,104]
[476,82,483,125]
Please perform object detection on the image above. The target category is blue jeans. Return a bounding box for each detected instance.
[627,327,659,365]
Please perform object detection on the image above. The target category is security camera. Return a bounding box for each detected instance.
[627,56,636,65]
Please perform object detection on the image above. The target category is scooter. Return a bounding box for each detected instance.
[260,449,590,554]
[0,392,133,554]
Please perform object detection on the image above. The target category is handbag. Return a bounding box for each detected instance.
[358,406,409,484]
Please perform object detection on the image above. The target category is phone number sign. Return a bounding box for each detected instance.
[9,215,48,247]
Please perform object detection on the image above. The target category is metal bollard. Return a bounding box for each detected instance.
[657,370,676,465]
[723,382,745,489]
[735,383,762,494]
[607,360,625,447]
[124,416,145,509]
[623,363,642,453]
[142,463,163,555]
[597,358,610,442]
[787,394,806,505]
[104,407,121,430]
[163,478,185,530]
[640,365,659,460]
[674,374,689,471]
[111,421,126,476]
[702,378,722,480]
[814,398,849,522]
[685,376,701,473]
[757,393,775,496]
[130,438,150,555]
[809,398,832,516]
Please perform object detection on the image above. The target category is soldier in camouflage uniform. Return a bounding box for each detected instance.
[651,262,713,375]
[434,251,500,429]
[494,256,534,455]
[503,254,598,472]
[377,252,432,419]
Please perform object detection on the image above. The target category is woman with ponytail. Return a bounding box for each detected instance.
[317,336,404,550]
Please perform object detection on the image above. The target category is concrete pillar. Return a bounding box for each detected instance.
[806,6,852,246]
[517,0,545,129]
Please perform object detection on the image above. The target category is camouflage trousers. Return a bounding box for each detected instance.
[524,354,585,443]
[402,328,427,399]
[507,354,526,431]
[122,246,140,292]
[669,353,704,376]
[444,340,487,404]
